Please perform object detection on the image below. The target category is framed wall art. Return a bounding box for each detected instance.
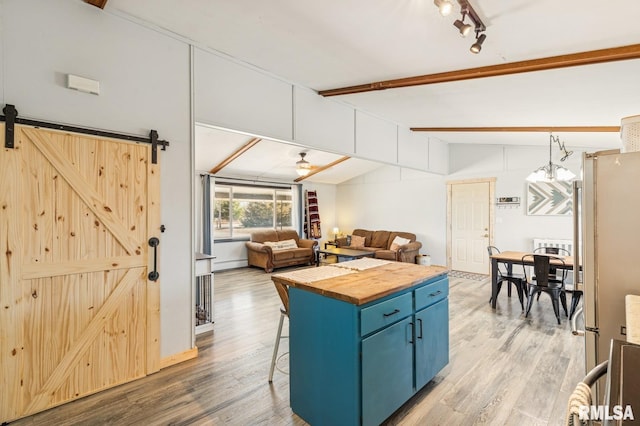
[527,181,573,216]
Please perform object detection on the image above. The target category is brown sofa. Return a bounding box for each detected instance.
[336,229,422,263]
[246,229,318,273]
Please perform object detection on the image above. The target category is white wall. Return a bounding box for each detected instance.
[398,128,429,170]
[294,86,355,155]
[193,45,448,175]
[334,142,605,267]
[448,143,590,252]
[1,0,193,358]
[337,166,447,265]
[354,111,398,163]
[212,240,249,271]
[194,48,293,142]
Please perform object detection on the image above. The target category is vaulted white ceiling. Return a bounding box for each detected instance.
[107,0,640,181]
[195,125,383,184]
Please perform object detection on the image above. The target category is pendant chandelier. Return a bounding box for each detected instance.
[526,134,575,183]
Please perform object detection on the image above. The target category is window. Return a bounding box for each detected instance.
[213,183,296,240]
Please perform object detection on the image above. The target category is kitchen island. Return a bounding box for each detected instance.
[272,259,449,426]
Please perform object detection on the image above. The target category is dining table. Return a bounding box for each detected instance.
[489,250,576,309]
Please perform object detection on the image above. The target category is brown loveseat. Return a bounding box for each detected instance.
[336,229,422,263]
[246,229,318,273]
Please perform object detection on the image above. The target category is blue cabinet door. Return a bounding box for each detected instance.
[415,298,449,390]
[361,316,414,426]
[289,287,360,426]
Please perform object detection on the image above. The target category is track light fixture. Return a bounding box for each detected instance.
[436,0,487,53]
[453,12,473,37]
[470,32,486,53]
[434,0,454,16]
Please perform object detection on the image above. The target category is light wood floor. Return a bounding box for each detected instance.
[11,267,585,425]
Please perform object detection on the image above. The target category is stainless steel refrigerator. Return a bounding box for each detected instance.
[574,149,640,402]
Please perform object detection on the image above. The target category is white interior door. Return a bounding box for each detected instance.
[451,181,490,274]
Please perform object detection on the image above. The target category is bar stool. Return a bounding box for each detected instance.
[268,281,289,382]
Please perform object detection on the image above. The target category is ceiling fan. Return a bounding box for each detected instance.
[296,152,312,176]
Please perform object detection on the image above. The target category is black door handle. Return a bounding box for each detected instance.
[148,237,160,281]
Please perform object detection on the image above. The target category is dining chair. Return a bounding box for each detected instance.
[568,288,583,320]
[532,247,583,319]
[522,254,568,324]
[533,246,570,284]
[531,247,582,317]
[487,246,526,310]
[268,281,289,383]
[533,246,570,255]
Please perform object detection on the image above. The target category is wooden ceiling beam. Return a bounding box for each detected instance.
[410,126,620,132]
[84,0,109,9]
[319,44,640,97]
[294,156,351,182]
[209,137,262,174]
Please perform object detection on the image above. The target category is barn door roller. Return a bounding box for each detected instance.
[149,130,169,164]
[3,104,17,148]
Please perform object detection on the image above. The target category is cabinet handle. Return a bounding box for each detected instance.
[408,322,414,344]
[383,308,400,317]
[429,290,442,297]
[417,318,423,339]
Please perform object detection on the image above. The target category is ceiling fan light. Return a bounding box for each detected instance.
[295,152,311,176]
[296,166,311,177]
[470,33,486,53]
[434,0,453,16]
[454,19,473,37]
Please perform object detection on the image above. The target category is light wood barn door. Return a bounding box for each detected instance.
[0,124,160,422]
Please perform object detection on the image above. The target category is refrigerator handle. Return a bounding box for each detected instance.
[571,180,585,337]
[572,180,582,287]
[571,304,585,336]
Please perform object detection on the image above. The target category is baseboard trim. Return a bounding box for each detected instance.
[160,346,198,369]
[213,259,248,272]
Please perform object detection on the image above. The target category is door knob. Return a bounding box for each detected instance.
[483,234,489,238]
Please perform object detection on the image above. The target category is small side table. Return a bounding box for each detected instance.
[324,241,338,249]
[317,241,339,266]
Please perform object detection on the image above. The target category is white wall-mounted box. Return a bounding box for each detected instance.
[67,74,100,95]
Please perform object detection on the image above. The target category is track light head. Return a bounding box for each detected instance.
[453,15,473,37]
[470,33,486,54]
[434,0,453,16]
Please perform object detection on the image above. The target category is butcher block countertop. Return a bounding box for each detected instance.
[627,295,640,345]
[272,261,448,305]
